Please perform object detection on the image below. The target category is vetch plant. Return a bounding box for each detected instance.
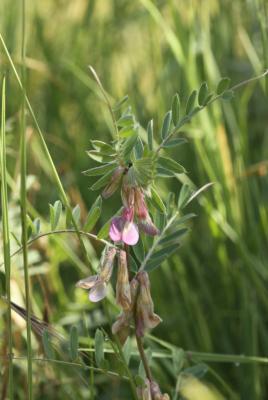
[73,67,268,399]
[1,34,267,397]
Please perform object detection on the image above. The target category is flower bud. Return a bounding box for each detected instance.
[102,166,124,199]
[116,250,131,310]
[112,278,139,344]
[136,272,162,337]
[99,247,117,282]
[150,381,170,400]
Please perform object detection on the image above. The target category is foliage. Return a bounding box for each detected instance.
[0,1,268,399]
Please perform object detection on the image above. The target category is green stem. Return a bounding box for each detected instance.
[156,69,268,152]
[1,77,14,399]
[20,1,32,398]
[0,228,116,271]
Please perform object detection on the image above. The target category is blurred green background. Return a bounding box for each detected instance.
[0,0,268,399]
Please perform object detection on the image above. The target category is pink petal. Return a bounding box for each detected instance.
[109,217,123,242]
[89,282,107,302]
[122,221,139,245]
[76,275,99,289]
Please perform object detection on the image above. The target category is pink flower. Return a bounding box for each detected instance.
[109,207,139,245]
[75,247,116,302]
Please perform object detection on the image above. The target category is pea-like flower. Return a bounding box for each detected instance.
[109,173,159,245]
[109,206,139,245]
[135,271,162,337]
[75,247,116,302]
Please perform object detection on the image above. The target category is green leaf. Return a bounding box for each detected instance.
[53,200,62,230]
[94,329,104,367]
[119,126,136,138]
[32,218,41,236]
[129,254,139,272]
[123,337,132,366]
[156,167,175,178]
[69,325,79,361]
[185,90,197,115]
[133,239,145,263]
[72,205,81,225]
[216,77,231,95]
[133,155,156,186]
[117,114,133,128]
[83,162,116,177]
[65,207,72,229]
[198,82,208,106]
[134,375,145,387]
[42,329,54,359]
[221,90,234,101]
[178,184,193,209]
[90,168,116,191]
[11,232,21,246]
[87,150,114,164]
[203,93,214,105]
[161,110,172,139]
[134,136,144,159]
[91,140,115,155]
[182,363,208,378]
[158,156,186,174]
[120,133,138,161]
[163,137,187,148]
[112,95,128,111]
[49,204,55,230]
[172,93,180,126]
[147,119,153,150]
[159,228,188,246]
[185,182,214,205]
[84,195,102,232]
[150,187,166,214]
[172,348,185,375]
[97,217,112,239]
[174,213,196,226]
[145,253,170,272]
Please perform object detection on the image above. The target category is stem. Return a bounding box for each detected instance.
[156,69,268,152]
[88,66,119,141]
[135,334,153,382]
[1,77,14,399]
[20,0,33,397]
[0,228,116,270]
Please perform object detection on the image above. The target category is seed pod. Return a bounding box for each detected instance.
[136,272,162,337]
[116,250,131,310]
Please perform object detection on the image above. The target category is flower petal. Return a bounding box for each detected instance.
[122,221,139,245]
[89,282,107,302]
[76,275,99,289]
[109,217,123,242]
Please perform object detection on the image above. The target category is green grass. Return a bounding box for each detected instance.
[0,1,268,399]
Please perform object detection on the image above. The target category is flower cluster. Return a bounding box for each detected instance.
[103,167,159,246]
[76,247,161,342]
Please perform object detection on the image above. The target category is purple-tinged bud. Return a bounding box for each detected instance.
[136,272,162,337]
[135,188,159,237]
[116,250,131,311]
[102,166,125,199]
[150,381,170,400]
[112,278,139,344]
[99,247,117,282]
